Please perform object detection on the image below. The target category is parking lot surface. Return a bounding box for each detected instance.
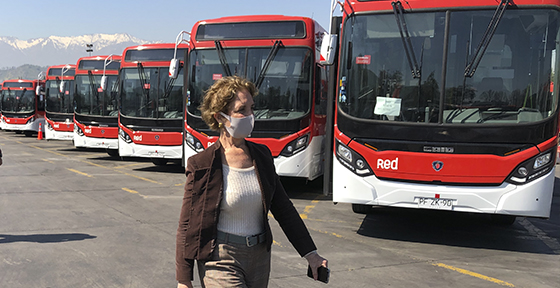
[1,131,559,287]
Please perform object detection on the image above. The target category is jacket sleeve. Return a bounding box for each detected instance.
[267,152,317,257]
[176,158,196,283]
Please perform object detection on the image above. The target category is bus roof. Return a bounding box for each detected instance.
[343,0,560,13]
[75,55,122,75]
[46,64,76,79]
[2,79,39,89]
[120,42,189,67]
[191,15,325,48]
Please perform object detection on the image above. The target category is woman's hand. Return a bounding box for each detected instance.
[177,281,193,288]
[304,251,328,280]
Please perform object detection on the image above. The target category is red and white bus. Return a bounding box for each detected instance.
[320,0,559,222]
[184,15,329,180]
[44,64,76,140]
[118,43,188,165]
[1,79,45,136]
[73,55,121,156]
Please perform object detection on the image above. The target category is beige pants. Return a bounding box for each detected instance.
[197,238,271,288]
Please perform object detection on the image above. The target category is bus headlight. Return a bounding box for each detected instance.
[185,132,204,152]
[74,125,84,136]
[335,140,373,177]
[280,134,309,157]
[533,153,551,169]
[119,128,132,143]
[506,150,554,185]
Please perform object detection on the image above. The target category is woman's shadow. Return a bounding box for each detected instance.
[0,233,96,244]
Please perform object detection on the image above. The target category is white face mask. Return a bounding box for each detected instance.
[219,112,254,138]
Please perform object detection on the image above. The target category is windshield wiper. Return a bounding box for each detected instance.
[255,40,283,89]
[87,71,100,104]
[215,40,232,77]
[163,66,180,99]
[464,0,510,77]
[392,1,421,79]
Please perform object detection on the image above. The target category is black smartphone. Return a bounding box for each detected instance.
[307,265,330,284]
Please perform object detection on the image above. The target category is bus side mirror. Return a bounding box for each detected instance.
[101,75,108,91]
[35,85,41,96]
[169,58,180,79]
[59,81,65,93]
[319,34,337,65]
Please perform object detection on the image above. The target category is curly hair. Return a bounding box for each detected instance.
[199,76,258,131]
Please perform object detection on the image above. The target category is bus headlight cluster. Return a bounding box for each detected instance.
[74,125,84,136]
[119,128,132,143]
[335,140,373,177]
[185,132,204,152]
[507,150,554,185]
[280,134,309,157]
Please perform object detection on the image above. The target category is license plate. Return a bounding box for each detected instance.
[416,197,454,210]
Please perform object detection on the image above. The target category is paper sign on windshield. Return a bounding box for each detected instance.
[374,97,401,116]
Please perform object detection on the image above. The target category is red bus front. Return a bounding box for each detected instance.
[117,43,188,166]
[1,79,45,136]
[44,64,76,140]
[184,15,329,180]
[327,0,559,219]
[73,55,121,156]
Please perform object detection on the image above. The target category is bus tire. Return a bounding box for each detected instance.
[490,214,516,225]
[352,204,373,214]
[24,131,33,137]
[107,149,119,158]
[151,158,168,166]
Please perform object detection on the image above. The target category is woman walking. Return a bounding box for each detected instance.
[176,76,328,288]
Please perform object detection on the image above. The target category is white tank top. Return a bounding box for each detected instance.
[217,164,264,236]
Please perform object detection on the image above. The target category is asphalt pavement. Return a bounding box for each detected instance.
[0,131,559,288]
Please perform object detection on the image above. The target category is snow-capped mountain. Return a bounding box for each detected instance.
[0,33,158,67]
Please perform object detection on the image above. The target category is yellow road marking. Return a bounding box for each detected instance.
[113,163,146,169]
[9,140,164,185]
[273,240,284,247]
[300,196,323,219]
[28,145,66,157]
[67,168,93,178]
[122,187,140,194]
[42,159,54,164]
[309,228,344,238]
[432,263,515,287]
[175,183,184,186]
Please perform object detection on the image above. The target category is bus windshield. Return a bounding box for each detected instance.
[187,47,312,120]
[120,66,184,119]
[45,79,75,113]
[1,89,35,113]
[74,75,119,116]
[339,9,560,124]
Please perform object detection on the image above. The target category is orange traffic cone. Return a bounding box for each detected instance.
[37,122,43,140]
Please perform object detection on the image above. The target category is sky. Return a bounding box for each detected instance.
[0,0,334,42]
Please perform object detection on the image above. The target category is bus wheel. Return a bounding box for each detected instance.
[352,204,373,214]
[15,131,23,134]
[490,215,516,225]
[107,149,119,158]
[24,131,34,137]
[151,158,168,166]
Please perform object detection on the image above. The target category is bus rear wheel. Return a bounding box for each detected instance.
[151,158,168,166]
[24,131,34,137]
[352,204,373,214]
[107,149,119,158]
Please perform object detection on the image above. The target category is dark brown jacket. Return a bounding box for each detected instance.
[175,140,317,282]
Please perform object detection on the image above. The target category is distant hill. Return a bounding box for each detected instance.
[0,65,48,83]
[0,33,157,67]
